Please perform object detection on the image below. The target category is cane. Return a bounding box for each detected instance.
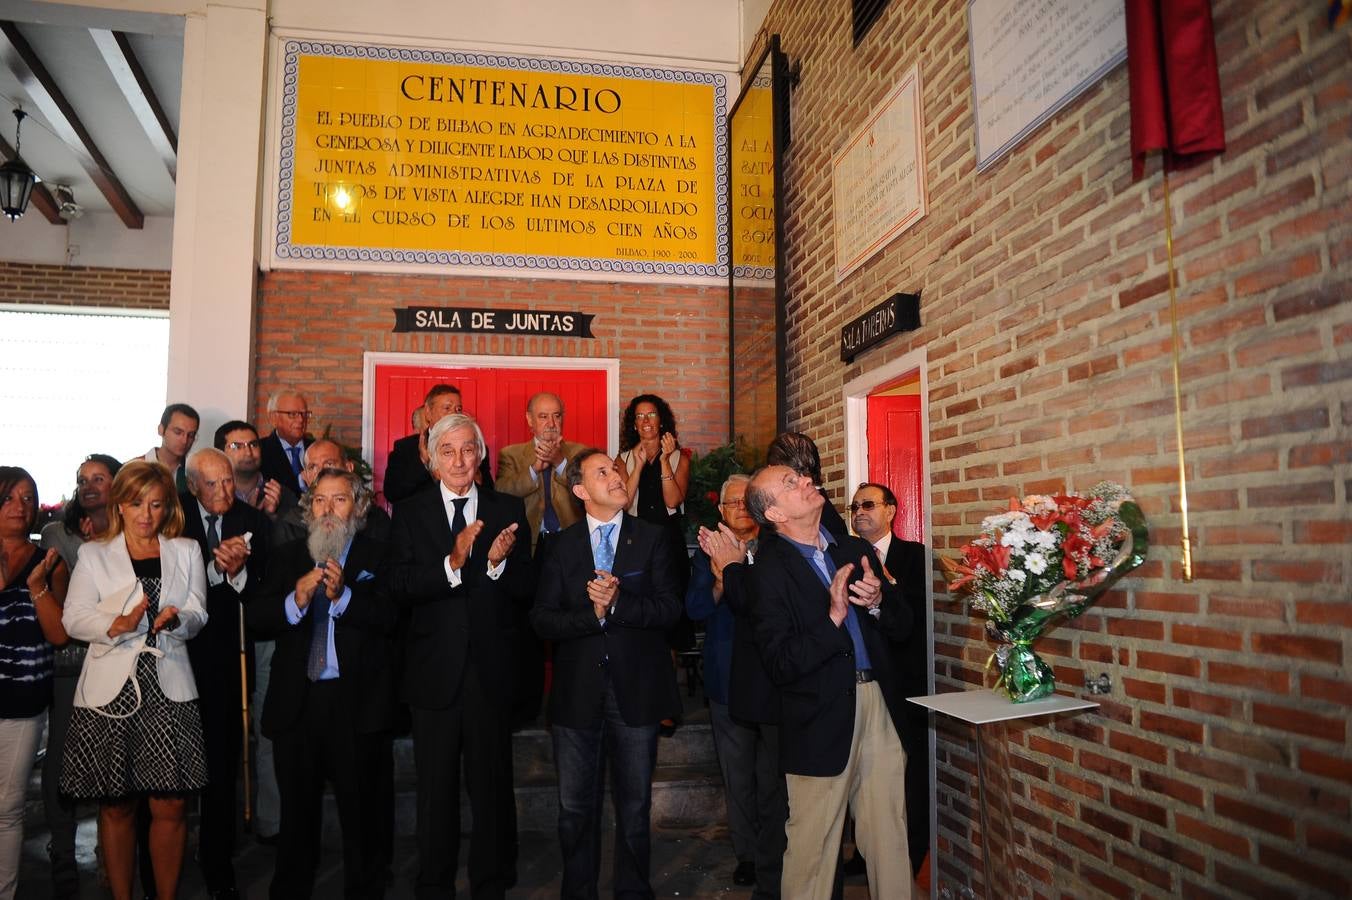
[239,599,253,829]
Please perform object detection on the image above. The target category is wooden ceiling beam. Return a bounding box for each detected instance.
[90,29,177,181]
[0,20,144,228]
[0,132,62,224]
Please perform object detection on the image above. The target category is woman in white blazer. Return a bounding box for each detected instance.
[60,460,208,900]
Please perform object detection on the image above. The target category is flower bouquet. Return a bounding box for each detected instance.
[941,482,1148,702]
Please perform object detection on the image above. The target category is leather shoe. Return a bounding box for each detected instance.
[733,860,756,886]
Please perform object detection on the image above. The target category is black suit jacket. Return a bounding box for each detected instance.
[750,529,912,777]
[723,540,779,724]
[259,431,313,494]
[384,433,496,506]
[882,535,930,700]
[179,495,272,671]
[390,484,531,709]
[531,514,682,729]
[246,533,397,736]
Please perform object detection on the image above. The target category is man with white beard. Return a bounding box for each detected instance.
[249,468,398,899]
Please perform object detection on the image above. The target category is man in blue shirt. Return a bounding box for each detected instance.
[745,464,915,900]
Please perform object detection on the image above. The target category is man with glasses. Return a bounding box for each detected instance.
[260,389,313,493]
[850,482,930,880]
[687,474,787,894]
[745,465,914,900]
[215,420,297,519]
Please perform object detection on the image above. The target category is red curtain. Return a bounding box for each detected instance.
[1126,0,1227,180]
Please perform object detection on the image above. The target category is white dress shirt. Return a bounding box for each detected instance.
[439,482,507,586]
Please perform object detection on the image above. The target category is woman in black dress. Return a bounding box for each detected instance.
[61,461,208,900]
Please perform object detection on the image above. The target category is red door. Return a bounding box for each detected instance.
[866,390,924,542]
[371,363,609,506]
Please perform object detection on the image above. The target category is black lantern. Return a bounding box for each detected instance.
[1,110,40,222]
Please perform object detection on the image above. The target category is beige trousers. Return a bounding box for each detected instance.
[781,681,911,900]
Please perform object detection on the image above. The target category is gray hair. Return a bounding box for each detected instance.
[266,388,306,414]
[527,391,564,416]
[720,473,751,505]
[300,468,371,529]
[745,467,777,526]
[425,413,486,474]
[185,447,231,485]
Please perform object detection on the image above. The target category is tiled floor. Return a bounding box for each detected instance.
[17,816,884,898]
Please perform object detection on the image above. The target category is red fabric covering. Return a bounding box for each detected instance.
[1126,0,1227,180]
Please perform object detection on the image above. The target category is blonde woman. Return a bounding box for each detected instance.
[61,461,208,900]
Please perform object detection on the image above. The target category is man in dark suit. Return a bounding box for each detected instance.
[181,448,272,900]
[247,468,397,899]
[383,383,493,507]
[693,475,787,899]
[530,448,683,899]
[746,465,914,900]
[391,413,531,900]
[259,388,313,493]
[850,481,930,878]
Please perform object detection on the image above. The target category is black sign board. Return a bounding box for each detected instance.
[839,292,920,362]
[393,306,595,338]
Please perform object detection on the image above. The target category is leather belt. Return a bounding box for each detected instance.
[855,669,875,684]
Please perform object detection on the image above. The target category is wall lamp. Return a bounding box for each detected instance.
[1,109,40,222]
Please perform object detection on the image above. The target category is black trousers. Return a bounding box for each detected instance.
[411,664,518,900]
[270,679,389,900]
[194,655,242,893]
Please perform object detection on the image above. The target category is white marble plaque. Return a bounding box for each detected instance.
[832,63,927,281]
[969,0,1127,172]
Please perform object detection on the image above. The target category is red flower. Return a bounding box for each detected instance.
[705,490,719,504]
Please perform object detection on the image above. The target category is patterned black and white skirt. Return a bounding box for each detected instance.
[60,651,208,800]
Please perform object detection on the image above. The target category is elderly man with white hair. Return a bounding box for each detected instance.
[180,447,272,900]
[390,413,532,899]
[259,388,314,493]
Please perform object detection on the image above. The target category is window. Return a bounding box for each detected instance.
[853,0,892,44]
[0,306,170,505]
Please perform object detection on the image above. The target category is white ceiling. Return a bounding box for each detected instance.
[0,0,182,220]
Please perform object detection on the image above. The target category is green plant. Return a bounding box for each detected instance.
[683,442,752,539]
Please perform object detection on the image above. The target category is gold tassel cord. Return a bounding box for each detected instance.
[1161,167,1193,583]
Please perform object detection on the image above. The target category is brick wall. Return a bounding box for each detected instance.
[0,261,170,309]
[254,270,729,453]
[757,0,1349,896]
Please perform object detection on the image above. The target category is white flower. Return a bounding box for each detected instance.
[1000,529,1027,549]
[1030,530,1058,551]
[1024,552,1049,575]
[1008,569,1027,582]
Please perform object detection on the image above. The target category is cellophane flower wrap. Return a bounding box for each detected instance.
[942,482,1148,702]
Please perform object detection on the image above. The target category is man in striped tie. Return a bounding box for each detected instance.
[531,448,683,899]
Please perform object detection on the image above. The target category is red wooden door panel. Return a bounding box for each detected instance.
[371,363,609,504]
[866,392,924,542]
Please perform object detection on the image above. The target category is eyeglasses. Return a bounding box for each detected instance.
[635,411,660,421]
[848,500,890,513]
[720,499,746,509]
[275,410,311,420]
[226,440,261,451]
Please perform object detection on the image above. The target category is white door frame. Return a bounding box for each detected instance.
[361,351,622,467]
[841,345,936,873]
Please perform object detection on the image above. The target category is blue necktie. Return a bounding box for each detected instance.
[541,474,561,534]
[287,445,304,491]
[306,572,330,682]
[594,523,616,573]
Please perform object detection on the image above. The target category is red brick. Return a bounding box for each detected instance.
[1247,481,1335,508]
[1110,731,1168,766]
[1135,650,1200,677]
[1234,328,1324,366]
[1175,812,1251,858]
[1258,844,1350,894]
[1293,520,1352,543]
[1299,747,1352,783]
[1252,702,1346,741]
[1214,793,1296,838]
[1251,632,1343,664]
[1208,661,1291,694]
[1138,830,1206,874]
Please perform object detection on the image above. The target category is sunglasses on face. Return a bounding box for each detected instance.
[848,500,890,513]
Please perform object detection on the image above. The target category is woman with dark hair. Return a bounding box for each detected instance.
[0,466,68,900]
[618,394,692,535]
[61,460,208,900]
[618,395,695,728]
[38,453,122,897]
